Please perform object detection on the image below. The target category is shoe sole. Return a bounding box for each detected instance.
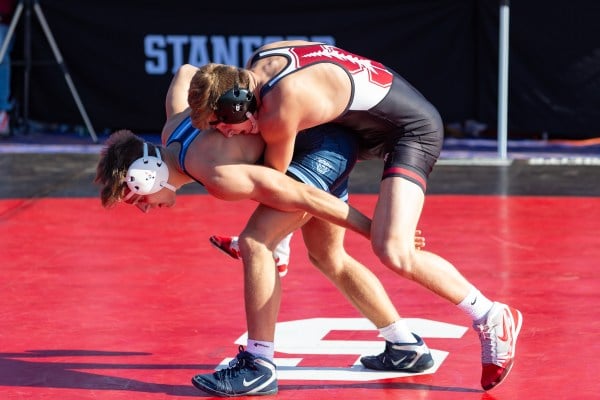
[209,236,240,260]
[360,352,434,373]
[191,376,278,397]
[361,359,434,373]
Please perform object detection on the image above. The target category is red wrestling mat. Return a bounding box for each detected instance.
[1,194,598,400]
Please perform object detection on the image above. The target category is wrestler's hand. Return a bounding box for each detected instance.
[415,229,426,250]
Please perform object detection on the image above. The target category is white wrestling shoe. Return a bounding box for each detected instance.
[272,233,291,277]
[209,235,290,277]
[474,302,523,390]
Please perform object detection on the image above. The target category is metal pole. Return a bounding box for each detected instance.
[24,0,32,132]
[33,0,98,142]
[0,1,23,62]
[1,0,98,141]
[497,0,510,159]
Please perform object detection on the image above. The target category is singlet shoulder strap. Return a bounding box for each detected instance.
[165,116,204,185]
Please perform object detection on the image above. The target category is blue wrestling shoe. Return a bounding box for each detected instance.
[192,346,278,397]
[360,334,434,372]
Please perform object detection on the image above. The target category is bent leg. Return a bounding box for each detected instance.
[302,216,434,372]
[371,177,522,390]
[239,204,310,342]
[301,217,400,328]
[371,177,472,304]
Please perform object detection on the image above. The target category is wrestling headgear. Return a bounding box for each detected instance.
[122,142,176,201]
[212,84,257,124]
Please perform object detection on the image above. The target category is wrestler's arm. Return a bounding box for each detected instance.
[202,163,372,238]
[161,64,199,143]
[261,125,296,172]
[165,64,197,118]
[259,97,303,173]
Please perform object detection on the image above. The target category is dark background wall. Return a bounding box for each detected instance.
[8,0,600,139]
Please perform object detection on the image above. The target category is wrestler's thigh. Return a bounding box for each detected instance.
[372,176,424,251]
[242,204,310,250]
[301,217,347,263]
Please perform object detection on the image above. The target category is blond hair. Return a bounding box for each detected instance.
[94,130,158,208]
[188,63,251,129]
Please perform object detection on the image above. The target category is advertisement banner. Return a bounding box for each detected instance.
[9,1,600,138]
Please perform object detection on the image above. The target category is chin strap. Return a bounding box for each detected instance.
[246,112,259,134]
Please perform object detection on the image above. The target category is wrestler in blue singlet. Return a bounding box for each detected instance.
[166,116,358,201]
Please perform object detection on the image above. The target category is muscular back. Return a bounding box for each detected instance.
[250,41,352,131]
[248,41,352,172]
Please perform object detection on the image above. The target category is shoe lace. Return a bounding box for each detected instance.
[215,346,256,380]
[475,323,497,364]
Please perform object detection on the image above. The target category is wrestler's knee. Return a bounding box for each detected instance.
[371,239,417,278]
[306,247,346,276]
[238,230,272,257]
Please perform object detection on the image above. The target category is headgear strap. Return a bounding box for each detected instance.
[212,83,257,124]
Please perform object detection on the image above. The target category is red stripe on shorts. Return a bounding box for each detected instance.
[383,167,427,191]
